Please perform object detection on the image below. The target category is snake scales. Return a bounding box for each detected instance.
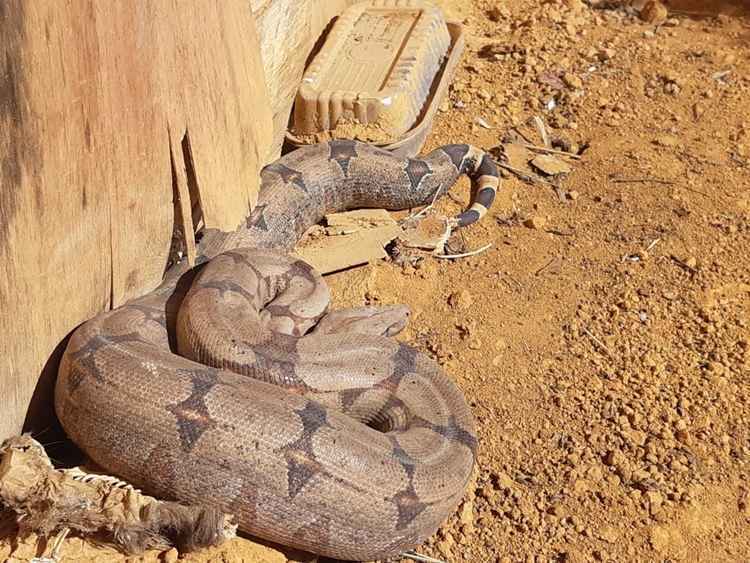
[55,140,499,560]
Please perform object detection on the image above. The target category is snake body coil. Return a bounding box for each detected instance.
[55,141,499,560]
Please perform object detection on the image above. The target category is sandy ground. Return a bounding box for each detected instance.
[2,1,748,562]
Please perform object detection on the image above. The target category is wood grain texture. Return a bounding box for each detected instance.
[0,1,272,441]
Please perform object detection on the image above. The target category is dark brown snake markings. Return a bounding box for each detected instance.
[55,141,499,560]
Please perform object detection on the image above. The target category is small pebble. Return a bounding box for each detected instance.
[449,290,474,310]
[524,216,548,230]
[640,0,668,23]
[563,72,583,90]
[597,526,619,543]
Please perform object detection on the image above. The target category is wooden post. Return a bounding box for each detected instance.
[0,1,273,441]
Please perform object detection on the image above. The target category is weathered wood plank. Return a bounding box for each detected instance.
[0,1,272,440]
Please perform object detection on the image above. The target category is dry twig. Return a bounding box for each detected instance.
[645,238,661,252]
[546,228,575,237]
[609,175,675,185]
[581,326,611,356]
[532,115,551,147]
[31,527,70,563]
[670,254,698,274]
[403,186,443,224]
[511,126,536,145]
[523,143,582,160]
[402,551,447,563]
[534,257,558,276]
[501,271,523,290]
[497,162,556,186]
[435,243,493,260]
[681,184,711,198]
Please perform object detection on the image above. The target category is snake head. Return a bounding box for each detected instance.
[312,304,411,337]
[371,304,411,337]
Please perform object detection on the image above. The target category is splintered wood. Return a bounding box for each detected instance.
[400,215,452,253]
[296,210,401,274]
[0,436,236,556]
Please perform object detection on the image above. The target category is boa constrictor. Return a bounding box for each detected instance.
[55,140,499,560]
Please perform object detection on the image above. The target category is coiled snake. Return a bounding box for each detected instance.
[55,141,499,560]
